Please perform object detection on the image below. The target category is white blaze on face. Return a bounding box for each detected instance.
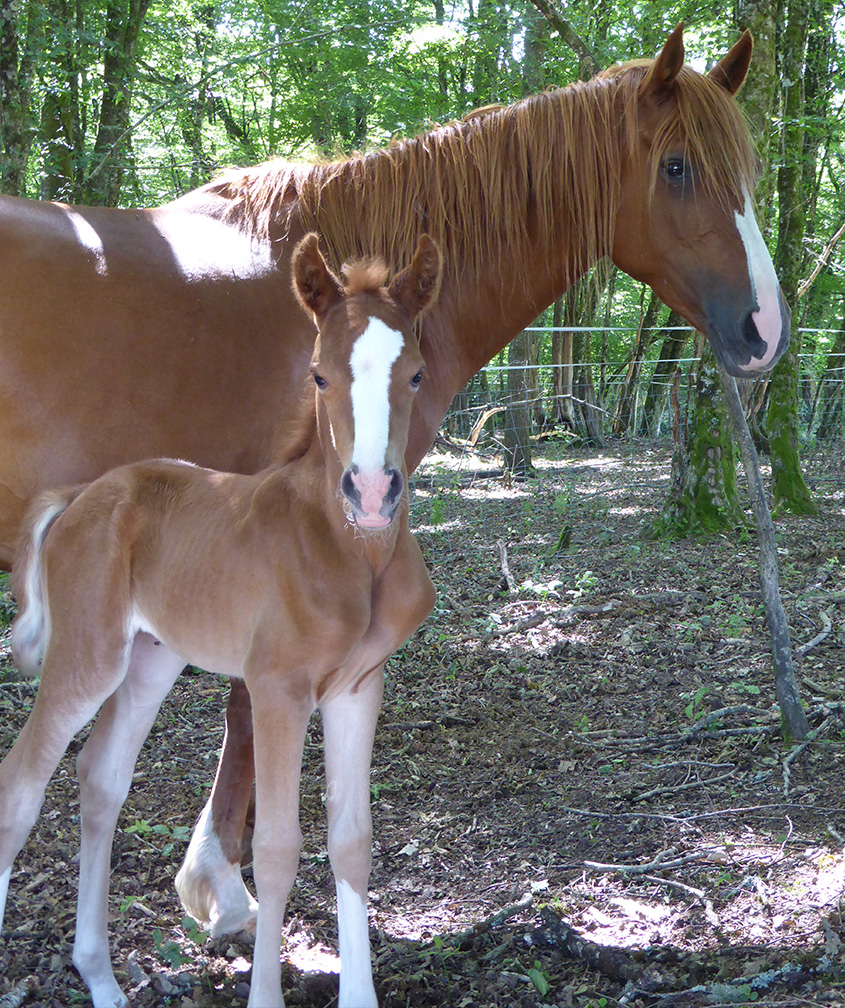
[349,318,405,473]
[734,190,783,370]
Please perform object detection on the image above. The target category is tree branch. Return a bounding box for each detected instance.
[525,0,600,77]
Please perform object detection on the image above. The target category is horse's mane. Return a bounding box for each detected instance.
[207,55,758,289]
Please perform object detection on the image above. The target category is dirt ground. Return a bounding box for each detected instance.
[0,441,843,1008]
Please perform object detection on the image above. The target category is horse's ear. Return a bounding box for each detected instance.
[707,30,753,95]
[389,234,442,319]
[291,233,344,320]
[642,23,685,98]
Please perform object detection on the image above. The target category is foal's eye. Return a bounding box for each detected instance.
[313,374,328,390]
[663,157,688,182]
[410,372,423,388]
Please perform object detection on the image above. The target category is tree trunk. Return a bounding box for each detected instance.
[564,276,603,443]
[638,311,689,437]
[815,310,845,437]
[736,0,779,213]
[551,299,575,429]
[766,0,817,515]
[79,0,152,205]
[613,289,661,435]
[503,329,534,478]
[0,0,34,195]
[654,340,743,538]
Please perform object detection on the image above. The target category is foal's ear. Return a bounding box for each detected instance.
[642,23,685,99]
[291,233,344,321]
[707,30,753,95]
[389,234,442,320]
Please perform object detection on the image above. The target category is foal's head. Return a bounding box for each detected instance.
[292,232,441,530]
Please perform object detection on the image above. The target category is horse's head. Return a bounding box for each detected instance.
[292,232,442,529]
[610,25,789,378]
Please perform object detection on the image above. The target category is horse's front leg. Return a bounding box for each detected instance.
[176,678,258,936]
[246,673,312,1008]
[321,668,383,1008]
[73,633,186,1008]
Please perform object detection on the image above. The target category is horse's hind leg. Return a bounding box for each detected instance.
[0,643,125,931]
[176,678,258,936]
[72,633,185,1008]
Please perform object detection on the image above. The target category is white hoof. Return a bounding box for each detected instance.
[176,804,258,937]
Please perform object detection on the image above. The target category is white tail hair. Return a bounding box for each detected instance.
[11,489,77,676]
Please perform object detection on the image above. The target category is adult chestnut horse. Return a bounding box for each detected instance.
[1,235,440,1008]
[0,27,787,936]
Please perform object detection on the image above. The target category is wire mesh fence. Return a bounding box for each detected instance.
[439,328,845,451]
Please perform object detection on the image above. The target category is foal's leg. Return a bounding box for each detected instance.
[0,638,131,929]
[246,674,313,1008]
[321,668,383,1008]
[176,678,258,935]
[72,633,185,1008]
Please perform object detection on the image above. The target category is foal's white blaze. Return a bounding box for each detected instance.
[734,191,784,371]
[348,318,405,525]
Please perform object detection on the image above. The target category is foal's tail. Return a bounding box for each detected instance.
[11,488,79,676]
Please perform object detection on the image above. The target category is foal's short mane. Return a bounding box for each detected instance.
[341,258,390,297]
[209,55,758,291]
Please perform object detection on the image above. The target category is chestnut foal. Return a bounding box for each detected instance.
[0,233,440,1008]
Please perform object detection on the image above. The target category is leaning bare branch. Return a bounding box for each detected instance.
[798,219,845,299]
[496,539,518,594]
[719,370,810,740]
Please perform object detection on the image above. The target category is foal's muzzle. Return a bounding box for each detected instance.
[341,465,404,529]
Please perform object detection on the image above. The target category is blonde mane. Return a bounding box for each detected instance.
[208,55,758,290]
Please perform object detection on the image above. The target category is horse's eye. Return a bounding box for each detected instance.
[313,373,327,390]
[663,157,687,181]
[410,372,423,389]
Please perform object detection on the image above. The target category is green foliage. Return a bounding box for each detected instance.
[125,818,191,856]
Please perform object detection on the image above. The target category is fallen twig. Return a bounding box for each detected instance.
[583,848,725,875]
[797,607,834,656]
[630,770,736,802]
[681,704,776,738]
[496,539,517,594]
[0,977,37,1008]
[641,873,720,928]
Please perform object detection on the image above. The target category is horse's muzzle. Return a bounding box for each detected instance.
[705,286,791,378]
[341,465,404,529]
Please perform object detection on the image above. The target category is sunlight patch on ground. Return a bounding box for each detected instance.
[284,934,341,975]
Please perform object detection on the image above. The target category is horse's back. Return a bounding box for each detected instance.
[0,192,313,568]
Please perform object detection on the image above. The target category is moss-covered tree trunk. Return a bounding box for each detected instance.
[736,0,779,208]
[765,0,817,515]
[654,341,743,538]
[0,0,34,195]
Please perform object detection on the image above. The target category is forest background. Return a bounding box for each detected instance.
[0,0,842,532]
